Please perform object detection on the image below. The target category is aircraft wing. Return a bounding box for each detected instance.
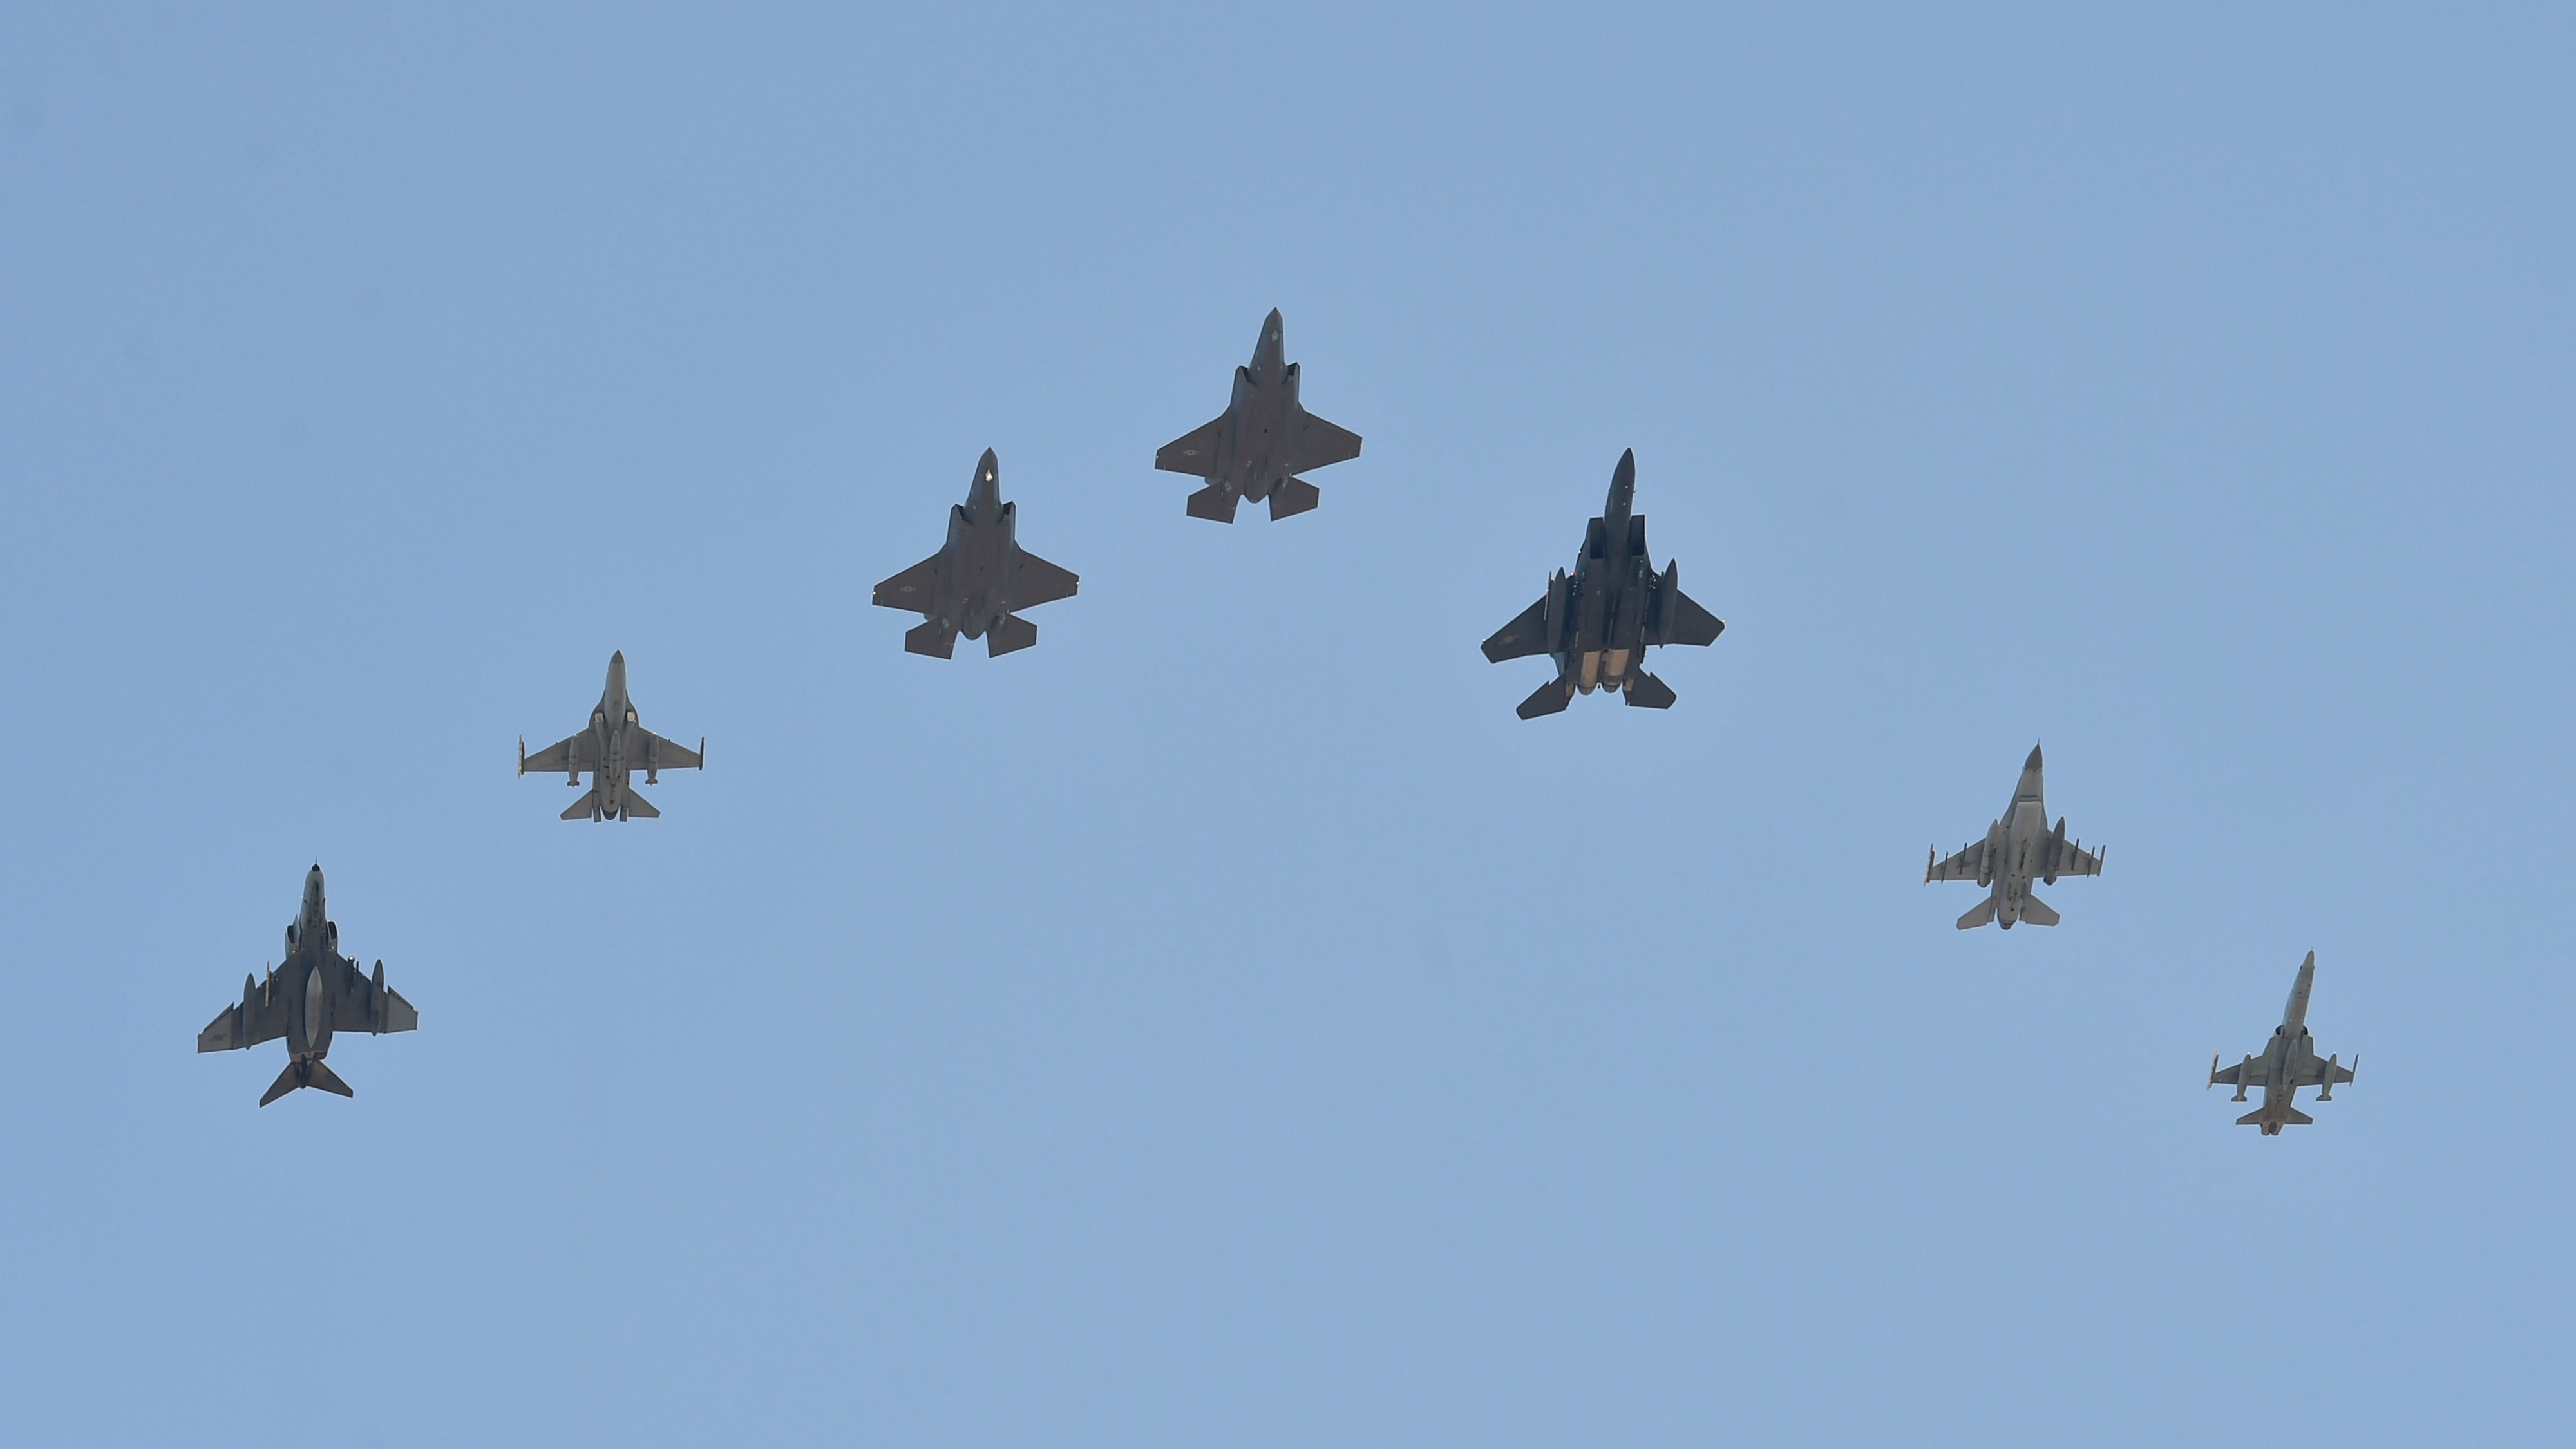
[873,553,945,612]
[1009,547,1080,609]
[1926,842,1991,882]
[197,974,290,1052]
[1155,415,1229,475]
[2292,1054,2356,1088]
[520,731,599,776]
[2209,1054,2250,1088]
[2049,838,2105,878]
[329,957,419,1036]
[1482,596,1552,663]
[638,730,703,772]
[1284,410,1362,476]
[1657,585,1725,647]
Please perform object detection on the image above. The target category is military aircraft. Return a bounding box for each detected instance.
[519,650,703,821]
[2210,951,2360,1134]
[873,448,1079,656]
[1480,449,1725,717]
[1925,745,2103,929]
[1154,308,1363,522]
[198,865,418,1106]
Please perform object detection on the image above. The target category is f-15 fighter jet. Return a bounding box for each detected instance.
[198,865,417,1106]
[873,448,1079,656]
[1155,308,1363,522]
[1926,745,2103,929]
[1481,449,1725,717]
[519,650,703,821]
[2209,951,2359,1135]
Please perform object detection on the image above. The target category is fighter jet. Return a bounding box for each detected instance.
[873,448,1079,656]
[1155,308,1363,522]
[198,865,418,1106]
[2209,951,2360,1135]
[1480,449,1725,717]
[1925,745,2103,929]
[518,650,703,821]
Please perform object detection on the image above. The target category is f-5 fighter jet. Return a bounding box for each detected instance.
[198,865,417,1106]
[873,449,1079,656]
[520,651,703,821]
[2210,951,2359,1134]
[1481,450,1725,717]
[1155,308,1363,522]
[1926,745,2103,928]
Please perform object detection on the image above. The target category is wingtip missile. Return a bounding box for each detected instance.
[516,737,526,776]
[2207,1052,2220,1088]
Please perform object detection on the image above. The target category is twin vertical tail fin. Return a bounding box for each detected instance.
[260,1057,353,1107]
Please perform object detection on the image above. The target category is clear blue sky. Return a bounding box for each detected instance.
[2,6,2570,1445]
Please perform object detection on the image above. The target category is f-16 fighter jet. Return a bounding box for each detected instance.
[1480,449,1725,718]
[1925,745,2103,929]
[2209,951,2359,1135]
[518,650,703,821]
[873,448,1079,656]
[198,865,417,1106]
[1155,308,1363,522]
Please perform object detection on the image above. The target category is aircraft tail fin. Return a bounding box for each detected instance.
[1184,482,1241,523]
[260,1057,354,1107]
[1622,671,1677,709]
[904,620,958,658]
[1956,898,1998,930]
[987,614,1037,656]
[2017,893,2061,927]
[1269,477,1320,520]
[619,790,659,820]
[560,788,602,822]
[1515,678,1572,719]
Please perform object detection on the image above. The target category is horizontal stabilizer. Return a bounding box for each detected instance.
[1956,898,1998,930]
[1623,671,1677,709]
[1515,678,1572,719]
[1269,477,1320,520]
[620,789,659,820]
[987,614,1038,656]
[2016,893,2061,927]
[904,620,958,658]
[1184,482,1241,522]
[560,788,601,822]
[260,1057,354,1107]
[2240,1105,2313,1128]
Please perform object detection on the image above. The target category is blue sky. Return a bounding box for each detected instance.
[1,6,2570,1445]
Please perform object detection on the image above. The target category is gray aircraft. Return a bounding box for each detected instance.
[2209,951,2360,1134]
[1925,745,2103,929]
[197,865,418,1106]
[519,650,704,821]
[1480,449,1725,717]
[873,448,1079,656]
[1154,308,1363,522]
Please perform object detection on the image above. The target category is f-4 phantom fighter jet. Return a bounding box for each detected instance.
[519,650,703,821]
[874,449,1079,656]
[198,865,417,1106]
[1155,308,1363,522]
[1480,449,1725,717]
[1926,745,2103,929]
[2210,951,2359,1135]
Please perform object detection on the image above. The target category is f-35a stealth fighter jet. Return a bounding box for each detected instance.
[198,866,417,1106]
[1926,745,2103,929]
[1481,450,1725,717]
[1155,309,1363,522]
[874,449,1079,656]
[2210,951,2359,1134]
[520,651,703,821]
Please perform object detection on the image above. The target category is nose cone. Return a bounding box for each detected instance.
[607,650,628,694]
[1253,309,1286,370]
[2025,743,2043,771]
[1605,448,1637,515]
[967,450,1001,511]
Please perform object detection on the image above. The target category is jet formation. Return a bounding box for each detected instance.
[197,866,417,1106]
[195,305,2359,1137]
